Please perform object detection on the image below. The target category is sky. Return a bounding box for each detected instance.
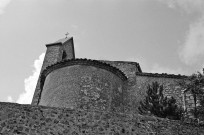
[0,0,204,104]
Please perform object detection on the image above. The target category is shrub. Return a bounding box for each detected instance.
[179,71,204,120]
[138,82,183,120]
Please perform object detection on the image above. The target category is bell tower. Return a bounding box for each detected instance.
[31,37,75,105]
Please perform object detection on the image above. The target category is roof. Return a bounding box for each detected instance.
[136,72,188,79]
[46,37,72,47]
[54,37,72,44]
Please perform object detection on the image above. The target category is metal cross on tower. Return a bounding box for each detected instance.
[65,32,69,38]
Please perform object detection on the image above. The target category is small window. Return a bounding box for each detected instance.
[62,51,67,60]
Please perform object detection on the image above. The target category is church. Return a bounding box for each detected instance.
[32,36,189,113]
[0,36,201,134]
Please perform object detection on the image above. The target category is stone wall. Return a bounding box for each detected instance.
[131,73,187,111]
[184,94,204,120]
[183,90,197,118]
[32,57,191,114]
[96,61,191,113]
[101,62,196,117]
[101,60,141,77]
[1,102,204,135]
[102,60,140,112]
[39,64,125,112]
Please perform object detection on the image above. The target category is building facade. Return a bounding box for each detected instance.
[32,37,190,113]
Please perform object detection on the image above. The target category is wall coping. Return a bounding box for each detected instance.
[40,58,128,89]
[136,72,188,79]
[100,60,142,73]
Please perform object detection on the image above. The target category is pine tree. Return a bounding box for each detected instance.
[139,82,183,120]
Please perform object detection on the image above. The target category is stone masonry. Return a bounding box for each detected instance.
[0,36,200,134]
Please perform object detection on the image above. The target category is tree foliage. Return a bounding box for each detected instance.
[179,71,204,120]
[138,82,183,120]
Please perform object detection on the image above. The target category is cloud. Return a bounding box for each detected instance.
[7,96,14,102]
[157,0,204,67]
[157,0,204,13]
[16,53,45,104]
[179,19,204,65]
[0,0,12,14]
